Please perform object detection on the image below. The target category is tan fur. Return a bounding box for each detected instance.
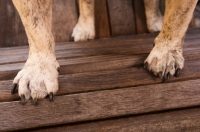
[145,0,198,77]
[144,0,163,33]
[72,0,95,42]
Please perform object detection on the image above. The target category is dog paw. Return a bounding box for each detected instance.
[147,15,163,33]
[144,41,184,81]
[11,54,59,105]
[72,18,95,42]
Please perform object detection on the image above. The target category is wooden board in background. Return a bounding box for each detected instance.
[95,0,111,39]
[107,0,136,36]
[52,0,78,42]
[0,0,7,47]
[0,0,28,47]
[133,0,149,34]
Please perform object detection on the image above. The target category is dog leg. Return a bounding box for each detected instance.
[144,0,163,33]
[72,0,95,42]
[144,0,198,81]
[12,0,59,104]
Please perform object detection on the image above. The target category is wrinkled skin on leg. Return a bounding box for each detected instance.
[144,0,198,81]
[72,0,95,42]
[12,0,59,105]
[144,0,163,33]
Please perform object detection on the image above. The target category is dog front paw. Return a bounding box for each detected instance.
[144,41,184,81]
[12,53,60,105]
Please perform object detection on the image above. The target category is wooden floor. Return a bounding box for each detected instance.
[1,28,200,131]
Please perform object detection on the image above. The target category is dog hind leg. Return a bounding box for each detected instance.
[72,0,95,42]
[144,0,163,33]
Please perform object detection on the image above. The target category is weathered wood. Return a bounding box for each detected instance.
[95,0,111,39]
[1,31,200,65]
[1,79,200,131]
[0,0,7,47]
[0,0,28,47]
[107,0,136,36]
[0,27,200,131]
[133,0,149,34]
[0,29,200,102]
[32,108,200,132]
[52,0,78,42]
[1,58,200,102]
[0,41,200,82]
[0,27,199,56]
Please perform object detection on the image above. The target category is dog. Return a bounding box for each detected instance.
[11,0,198,105]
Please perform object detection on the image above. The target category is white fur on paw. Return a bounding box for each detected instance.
[72,20,95,42]
[13,54,59,101]
[144,42,184,78]
[147,16,163,33]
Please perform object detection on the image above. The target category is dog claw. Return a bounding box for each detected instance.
[21,95,26,105]
[159,72,163,80]
[144,62,148,69]
[175,68,180,77]
[33,98,38,105]
[57,67,60,73]
[167,73,170,81]
[11,83,18,94]
[49,92,53,102]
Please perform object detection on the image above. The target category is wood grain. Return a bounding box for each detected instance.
[133,0,149,34]
[0,31,200,65]
[1,28,200,131]
[32,108,200,132]
[0,0,28,47]
[95,0,111,39]
[0,28,199,56]
[1,79,200,131]
[52,0,78,42]
[0,0,7,47]
[107,0,136,36]
[0,35,199,81]
[1,58,200,102]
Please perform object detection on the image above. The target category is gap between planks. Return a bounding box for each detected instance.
[31,107,200,132]
[1,79,200,131]
[1,58,200,102]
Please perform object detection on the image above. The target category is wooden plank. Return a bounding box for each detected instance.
[1,79,200,131]
[1,58,200,102]
[0,34,199,83]
[0,0,7,47]
[52,0,78,42]
[1,27,200,53]
[133,0,149,34]
[0,0,28,47]
[31,108,200,132]
[107,0,136,36]
[95,0,111,39]
[1,31,200,65]
[0,28,199,55]
[0,44,200,82]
